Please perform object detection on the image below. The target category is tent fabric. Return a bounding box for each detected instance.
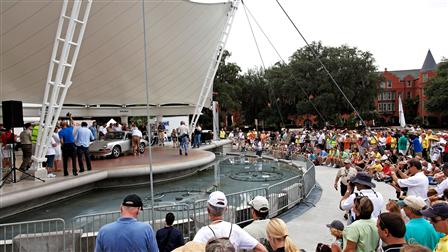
[0,0,231,107]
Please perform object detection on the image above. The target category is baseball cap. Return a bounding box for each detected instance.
[208,191,227,208]
[122,194,144,210]
[421,203,448,218]
[397,195,426,210]
[249,196,269,213]
[326,220,344,231]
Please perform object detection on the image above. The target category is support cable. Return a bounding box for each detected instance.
[242,1,326,124]
[275,0,366,126]
[141,0,155,221]
[241,0,284,127]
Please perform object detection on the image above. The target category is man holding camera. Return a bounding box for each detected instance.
[390,159,428,199]
[340,172,385,223]
[334,159,357,196]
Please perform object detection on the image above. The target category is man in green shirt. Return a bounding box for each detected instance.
[343,197,379,251]
[397,132,408,156]
[399,195,440,250]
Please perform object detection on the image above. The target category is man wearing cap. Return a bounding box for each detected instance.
[193,191,267,251]
[422,202,448,252]
[398,195,440,250]
[391,159,429,199]
[340,172,384,222]
[243,196,270,245]
[376,212,407,251]
[95,194,158,252]
[334,159,357,197]
[326,220,344,250]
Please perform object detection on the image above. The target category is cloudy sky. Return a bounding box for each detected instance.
[225,0,448,72]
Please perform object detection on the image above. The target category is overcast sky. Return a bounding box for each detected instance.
[225,0,448,73]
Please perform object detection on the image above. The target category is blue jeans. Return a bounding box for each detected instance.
[180,136,189,154]
[193,133,201,148]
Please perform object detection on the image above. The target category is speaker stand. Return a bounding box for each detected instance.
[0,143,45,188]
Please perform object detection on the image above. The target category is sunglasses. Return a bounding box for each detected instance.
[429,217,442,223]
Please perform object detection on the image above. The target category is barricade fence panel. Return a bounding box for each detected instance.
[267,176,303,217]
[303,161,317,198]
[0,218,66,252]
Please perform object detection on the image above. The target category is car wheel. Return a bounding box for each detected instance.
[111,146,121,158]
[139,142,145,154]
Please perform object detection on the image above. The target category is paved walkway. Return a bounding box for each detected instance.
[282,164,396,251]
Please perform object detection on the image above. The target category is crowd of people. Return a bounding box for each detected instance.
[219,127,448,251]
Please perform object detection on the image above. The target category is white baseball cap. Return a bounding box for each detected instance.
[208,191,227,208]
[398,195,427,210]
[249,196,269,213]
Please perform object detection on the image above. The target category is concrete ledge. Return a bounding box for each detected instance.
[0,150,216,209]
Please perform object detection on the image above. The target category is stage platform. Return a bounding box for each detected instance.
[0,140,231,212]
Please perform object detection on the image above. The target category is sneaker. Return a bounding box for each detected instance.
[47,173,56,178]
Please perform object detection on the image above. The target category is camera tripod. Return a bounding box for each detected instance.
[0,143,45,188]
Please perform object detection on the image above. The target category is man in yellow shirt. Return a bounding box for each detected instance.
[422,202,448,252]
[421,133,430,160]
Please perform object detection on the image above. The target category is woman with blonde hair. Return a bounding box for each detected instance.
[266,218,299,252]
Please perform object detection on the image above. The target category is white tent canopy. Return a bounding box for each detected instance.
[0,0,231,107]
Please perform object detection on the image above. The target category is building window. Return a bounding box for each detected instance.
[392,92,396,99]
[387,80,392,88]
[423,73,428,82]
[380,82,385,88]
[378,93,382,101]
[378,103,382,111]
[407,81,412,87]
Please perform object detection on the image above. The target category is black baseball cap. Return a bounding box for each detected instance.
[122,194,144,210]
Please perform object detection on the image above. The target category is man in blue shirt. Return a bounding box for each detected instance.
[59,121,77,176]
[95,194,159,252]
[75,122,94,172]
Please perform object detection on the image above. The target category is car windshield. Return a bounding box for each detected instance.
[105,132,124,140]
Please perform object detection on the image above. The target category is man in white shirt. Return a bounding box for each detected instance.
[340,172,384,223]
[391,159,429,199]
[193,191,267,251]
[177,121,189,156]
[431,163,448,200]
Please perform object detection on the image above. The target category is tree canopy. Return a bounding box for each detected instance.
[425,59,448,116]
[212,42,380,128]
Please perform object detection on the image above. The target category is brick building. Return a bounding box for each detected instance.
[376,50,439,126]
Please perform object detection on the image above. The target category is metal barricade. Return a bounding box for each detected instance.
[0,218,66,252]
[267,175,302,217]
[71,210,122,252]
[151,204,191,241]
[302,159,317,198]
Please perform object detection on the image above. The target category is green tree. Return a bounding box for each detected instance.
[213,50,243,126]
[282,42,380,125]
[425,59,448,115]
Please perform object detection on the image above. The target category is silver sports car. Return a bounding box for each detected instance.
[89,131,148,158]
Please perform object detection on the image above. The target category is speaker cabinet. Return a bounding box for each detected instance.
[2,100,24,129]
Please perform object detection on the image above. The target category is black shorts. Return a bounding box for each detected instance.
[340,183,347,196]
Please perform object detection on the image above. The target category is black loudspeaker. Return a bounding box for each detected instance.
[2,100,24,129]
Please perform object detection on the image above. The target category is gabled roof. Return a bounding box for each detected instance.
[421,49,437,72]
[387,69,420,80]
